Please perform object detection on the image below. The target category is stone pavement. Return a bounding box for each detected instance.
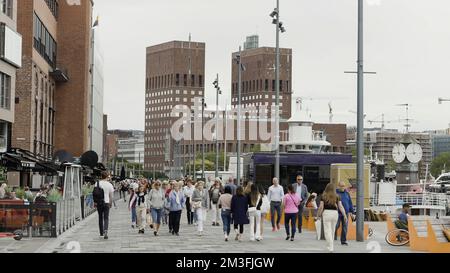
[8,200,417,253]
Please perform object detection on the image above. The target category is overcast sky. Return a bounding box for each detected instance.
[94,0,450,133]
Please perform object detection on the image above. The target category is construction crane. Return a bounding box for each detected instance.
[367,113,398,131]
[396,103,416,133]
[293,96,348,123]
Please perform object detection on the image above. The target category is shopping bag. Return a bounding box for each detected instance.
[146,214,153,226]
[315,218,322,240]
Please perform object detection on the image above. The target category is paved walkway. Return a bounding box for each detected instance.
[12,200,416,253]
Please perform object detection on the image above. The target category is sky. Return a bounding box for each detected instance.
[94,0,450,133]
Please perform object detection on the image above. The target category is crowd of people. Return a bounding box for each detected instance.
[93,172,355,252]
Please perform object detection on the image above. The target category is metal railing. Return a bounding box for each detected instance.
[371,192,449,208]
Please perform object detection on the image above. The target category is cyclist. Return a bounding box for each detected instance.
[395,203,411,230]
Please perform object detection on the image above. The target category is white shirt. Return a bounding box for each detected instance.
[296,183,303,201]
[268,185,284,202]
[98,180,115,204]
[183,185,194,198]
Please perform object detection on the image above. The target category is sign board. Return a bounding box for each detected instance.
[0,24,22,68]
[330,163,371,208]
[21,161,35,168]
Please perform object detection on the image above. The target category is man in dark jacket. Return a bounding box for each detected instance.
[335,181,354,245]
[292,175,308,233]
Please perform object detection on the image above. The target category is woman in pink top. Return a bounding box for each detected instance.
[283,184,301,241]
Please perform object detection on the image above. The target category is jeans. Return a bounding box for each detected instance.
[185,197,194,224]
[270,201,282,228]
[249,210,261,240]
[169,210,182,233]
[221,209,232,236]
[335,214,348,243]
[97,203,110,236]
[151,208,163,225]
[285,213,297,238]
[131,207,137,225]
[323,210,339,252]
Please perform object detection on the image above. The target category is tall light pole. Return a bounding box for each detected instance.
[90,17,99,152]
[356,0,365,242]
[438,98,450,104]
[270,0,285,182]
[201,98,206,179]
[235,47,245,186]
[213,74,222,178]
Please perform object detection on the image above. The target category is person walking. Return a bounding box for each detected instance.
[267,177,284,231]
[161,181,170,226]
[225,177,237,195]
[247,184,262,241]
[192,181,209,236]
[120,180,129,202]
[317,183,348,253]
[335,181,354,246]
[231,186,249,242]
[292,175,308,233]
[168,182,185,236]
[135,185,148,234]
[183,179,195,225]
[283,184,301,241]
[128,185,138,228]
[209,178,223,226]
[148,181,165,236]
[93,171,115,240]
[218,186,233,241]
[258,185,270,241]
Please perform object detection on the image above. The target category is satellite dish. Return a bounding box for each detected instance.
[80,151,99,169]
[53,150,74,164]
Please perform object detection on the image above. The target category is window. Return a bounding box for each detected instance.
[0,72,11,110]
[44,0,58,19]
[199,75,203,87]
[280,80,283,91]
[265,79,269,91]
[183,74,187,86]
[191,74,195,87]
[1,0,13,18]
[175,74,180,86]
[33,13,57,68]
[272,80,276,91]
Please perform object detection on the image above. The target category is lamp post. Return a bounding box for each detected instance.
[270,0,286,182]
[213,74,222,178]
[235,47,245,186]
[202,98,206,179]
[438,98,450,104]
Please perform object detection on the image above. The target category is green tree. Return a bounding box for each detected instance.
[431,152,450,177]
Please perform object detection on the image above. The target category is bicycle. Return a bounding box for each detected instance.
[385,228,410,246]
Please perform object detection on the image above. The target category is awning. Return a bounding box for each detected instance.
[0,150,59,174]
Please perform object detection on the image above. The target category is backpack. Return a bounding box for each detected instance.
[93,181,105,206]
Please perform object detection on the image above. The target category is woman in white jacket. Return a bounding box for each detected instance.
[258,185,270,241]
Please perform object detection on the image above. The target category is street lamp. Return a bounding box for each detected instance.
[438,98,450,104]
[213,74,222,178]
[270,0,286,181]
[234,47,246,186]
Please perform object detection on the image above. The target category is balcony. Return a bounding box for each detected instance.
[50,67,69,83]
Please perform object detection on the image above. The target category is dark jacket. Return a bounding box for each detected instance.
[336,190,354,215]
[292,183,308,206]
[231,195,250,225]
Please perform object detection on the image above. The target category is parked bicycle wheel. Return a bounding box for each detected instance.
[385,229,409,246]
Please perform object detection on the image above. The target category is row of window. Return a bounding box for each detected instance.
[146,89,203,97]
[44,0,58,19]
[1,0,13,18]
[232,95,284,102]
[146,74,204,90]
[232,79,290,93]
[33,13,57,68]
[0,72,11,110]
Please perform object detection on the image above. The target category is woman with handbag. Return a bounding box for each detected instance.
[247,184,262,241]
[231,186,250,242]
[209,178,224,226]
[218,186,233,241]
[192,181,209,236]
[283,184,300,241]
[168,182,185,236]
[317,183,348,253]
[258,185,270,241]
[148,181,165,236]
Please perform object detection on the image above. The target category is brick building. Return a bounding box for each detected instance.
[230,42,292,152]
[12,0,93,159]
[145,40,205,174]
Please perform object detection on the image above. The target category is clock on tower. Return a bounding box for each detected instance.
[392,134,423,191]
